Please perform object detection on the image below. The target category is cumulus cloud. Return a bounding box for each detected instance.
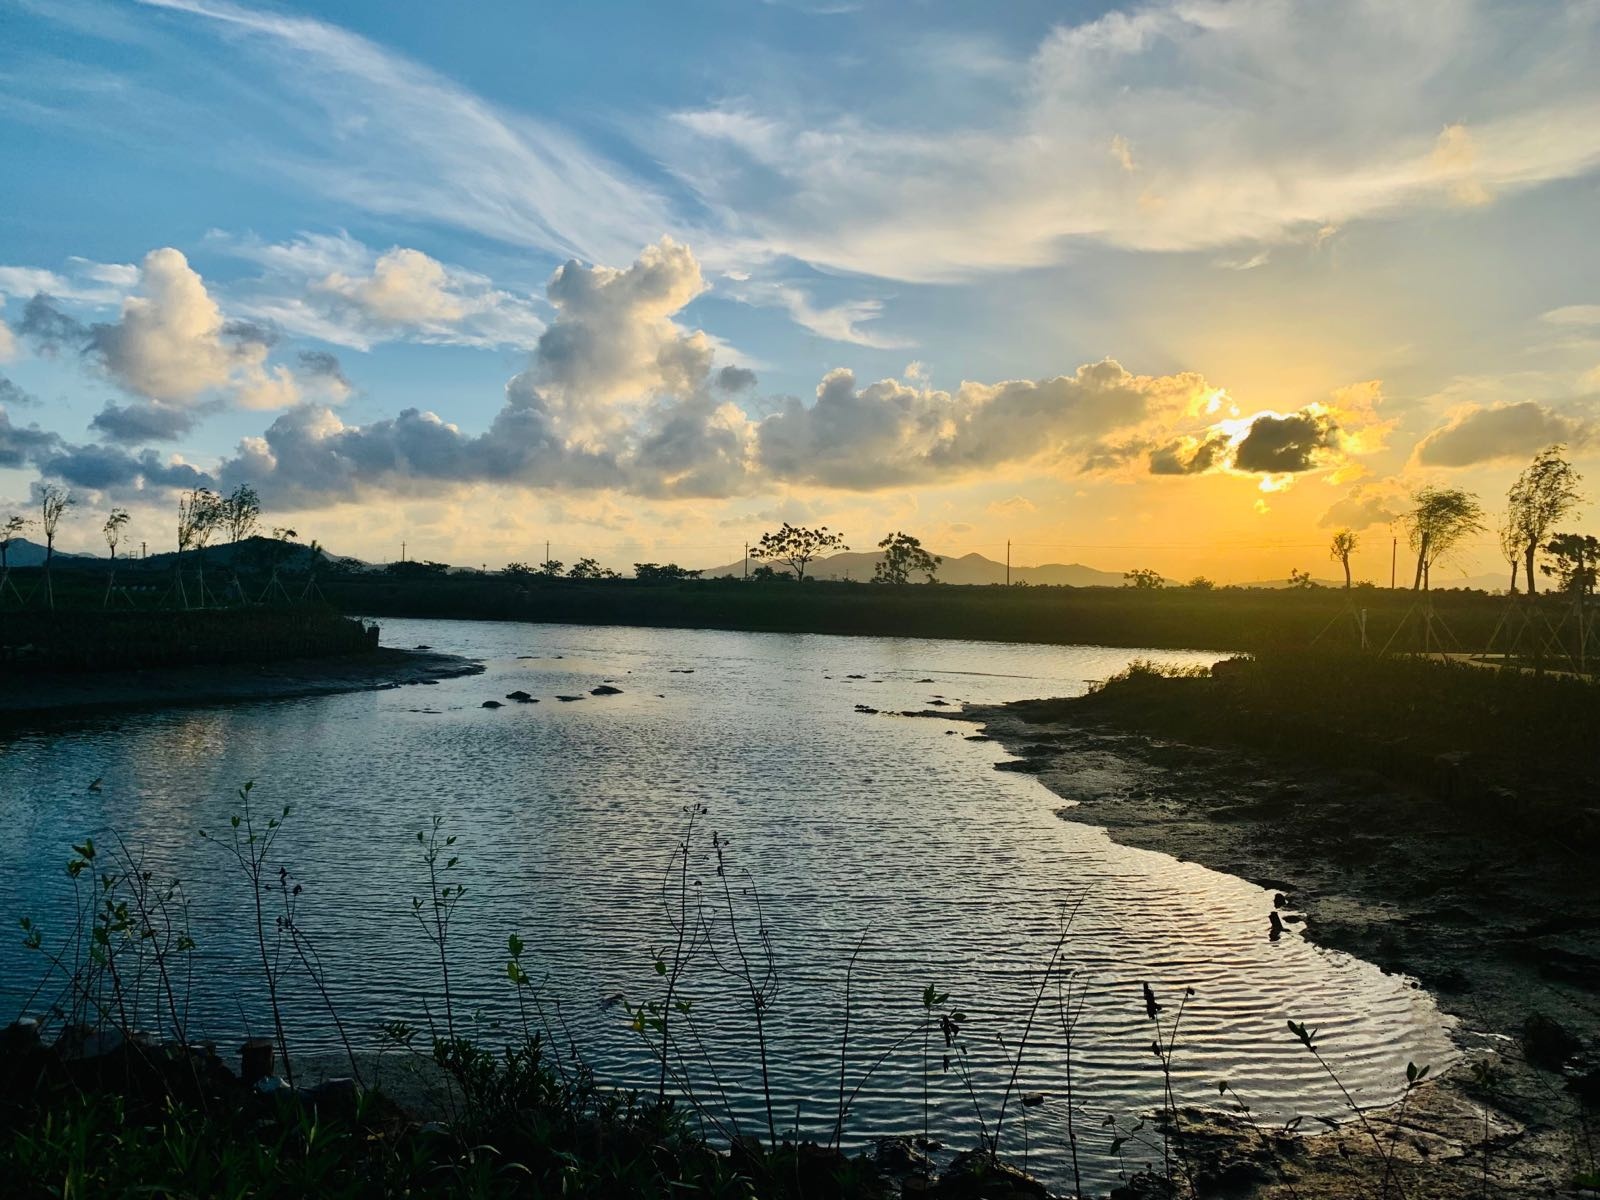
[1412,400,1594,467]
[16,295,89,357]
[0,319,14,363]
[715,364,757,393]
[90,401,199,443]
[295,349,353,401]
[0,405,62,468]
[755,360,1214,488]
[1148,431,1232,475]
[0,375,35,408]
[1232,410,1341,473]
[1320,479,1409,530]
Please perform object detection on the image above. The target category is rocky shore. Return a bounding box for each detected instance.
[966,695,1600,1198]
[0,647,483,720]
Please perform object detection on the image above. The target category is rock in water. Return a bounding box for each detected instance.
[505,690,535,702]
[590,684,623,695]
[481,700,503,709]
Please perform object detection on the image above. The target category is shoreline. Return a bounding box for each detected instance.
[968,697,1600,1197]
[0,648,484,721]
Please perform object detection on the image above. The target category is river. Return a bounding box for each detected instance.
[0,618,1453,1192]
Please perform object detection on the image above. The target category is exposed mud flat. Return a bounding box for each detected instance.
[968,699,1600,1198]
[0,649,483,721]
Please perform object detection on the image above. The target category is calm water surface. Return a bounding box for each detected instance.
[0,619,1453,1192]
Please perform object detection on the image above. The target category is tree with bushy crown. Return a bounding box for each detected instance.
[1507,446,1583,596]
[752,522,847,582]
[1405,485,1484,591]
[872,531,941,584]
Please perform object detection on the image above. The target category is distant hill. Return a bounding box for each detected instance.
[698,548,1126,586]
[0,538,99,567]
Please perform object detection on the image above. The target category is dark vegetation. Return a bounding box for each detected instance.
[1016,651,1600,842]
[324,572,1548,654]
[0,607,376,672]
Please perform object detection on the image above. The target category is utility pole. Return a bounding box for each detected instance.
[545,539,550,566]
[141,541,147,560]
[1006,540,1011,587]
[743,542,749,579]
[401,540,406,563]
[1390,537,1396,590]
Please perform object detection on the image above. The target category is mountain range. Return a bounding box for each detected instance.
[699,549,1127,586]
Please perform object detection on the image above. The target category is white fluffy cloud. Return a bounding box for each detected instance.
[212,232,547,352]
[0,318,14,363]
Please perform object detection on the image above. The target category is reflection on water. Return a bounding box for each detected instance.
[0,619,1454,1191]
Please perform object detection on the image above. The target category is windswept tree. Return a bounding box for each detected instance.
[1328,528,1358,589]
[102,508,130,560]
[1498,507,1525,594]
[873,531,941,584]
[1405,485,1485,591]
[0,513,30,574]
[752,523,847,582]
[223,484,261,545]
[39,484,74,609]
[177,487,223,606]
[1507,446,1583,596]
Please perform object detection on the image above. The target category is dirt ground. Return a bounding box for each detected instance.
[966,699,1600,1199]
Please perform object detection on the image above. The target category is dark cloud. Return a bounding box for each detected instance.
[90,401,199,443]
[1412,401,1592,467]
[0,375,38,408]
[1232,410,1339,473]
[715,364,758,392]
[0,406,63,468]
[223,318,280,349]
[16,294,90,357]
[1149,431,1232,475]
[296,349,350,387]
[40,444,211,491]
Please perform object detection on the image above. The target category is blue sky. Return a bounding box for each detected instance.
[2,0,1599,580]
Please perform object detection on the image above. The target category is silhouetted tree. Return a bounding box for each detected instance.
[1185,576,1216,590]
[1405,485,1484,591]
[102,508,130,560]
[1122,568,1165,589]
[0,513,30,574]
[872,531,941,584]
[502,561,534,578]
[39,484,73,609]
[1328,527,1357,588]
[1541,533,1599,597]
[568,557,618,579]
[535,558,564,579]
[633,562,701,582]
[753,523,847,582]
[223,484,261,544]
[177,487,223,607]
[1498,508,1524,594]
[1288,567,1316,589]
[1507,446,1583,596]
[385,559,449,578]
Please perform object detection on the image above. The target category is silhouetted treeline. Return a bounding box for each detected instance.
[323,573,1525,653]
[0,609,375,673]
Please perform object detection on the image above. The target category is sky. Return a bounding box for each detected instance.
[2,0,1598,583]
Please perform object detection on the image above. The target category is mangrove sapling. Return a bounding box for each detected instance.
[412,815,466,1043]
[199,781,295,1087]
[991,898,1084,1163]
[276,864,364,1088]
[1216,1079,1304,1200]
[1465,1058,1502,1199]
[1375,1060,1431,1200]
[831,928,871,1150]
[1147,982,1200,1199]
[655,803,710,1104]
[707,830,781,1147]
[1055,963,1092,1198]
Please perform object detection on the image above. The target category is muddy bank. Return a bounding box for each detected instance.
[0,648,483,720]
[966,696,1600,1197]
